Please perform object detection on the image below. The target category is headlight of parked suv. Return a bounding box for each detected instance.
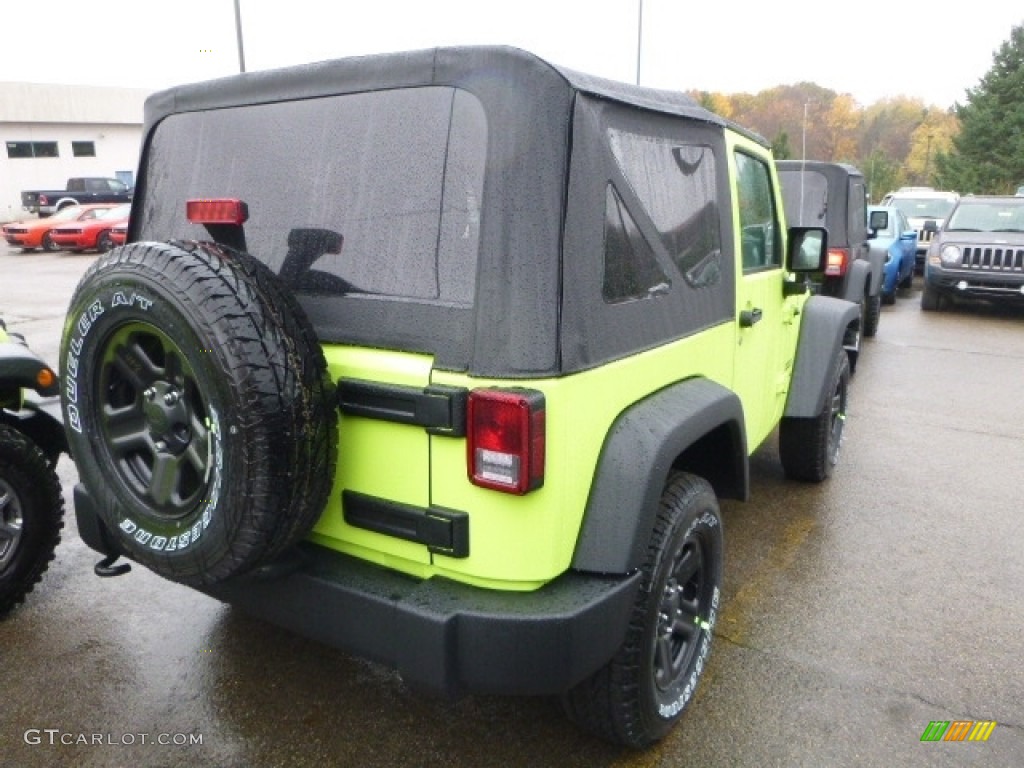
[940,244,962,266]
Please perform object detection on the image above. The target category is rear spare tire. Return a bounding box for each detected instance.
[59,240,337,585]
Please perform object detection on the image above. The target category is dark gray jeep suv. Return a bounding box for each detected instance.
[922,194,1024,310]
[777,160,885,370]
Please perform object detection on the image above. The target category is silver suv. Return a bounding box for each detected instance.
[880,187,959,270]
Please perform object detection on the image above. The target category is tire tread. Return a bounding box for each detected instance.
[0,425,64,616]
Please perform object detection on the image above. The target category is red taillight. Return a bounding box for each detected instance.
[467,389,545,494]
[38,195,49,205]
[186,198,249,225]
[824,247,849,277]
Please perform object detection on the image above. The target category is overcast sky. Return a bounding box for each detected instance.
[2,1,1021,108]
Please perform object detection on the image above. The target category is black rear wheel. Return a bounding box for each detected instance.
[562,472,723,748]
[862,290,881,337]
[780,347,849,482]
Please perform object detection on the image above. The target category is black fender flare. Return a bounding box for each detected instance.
[0,339,65,461]
[0,340,61,398]
[840,258,873,303]
[784,295,861,419]
[863,247,886,297]
[0,399,68,462]
[571,377,747,575]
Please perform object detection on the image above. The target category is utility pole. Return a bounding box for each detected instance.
[636,0,643,85]
[924,134,934,184]
[234,0,246,73]
[802,101,809,161]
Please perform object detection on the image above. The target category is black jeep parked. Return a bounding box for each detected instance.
[777,160,885,370]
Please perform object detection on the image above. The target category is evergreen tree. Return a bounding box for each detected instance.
[935,23,1024,194]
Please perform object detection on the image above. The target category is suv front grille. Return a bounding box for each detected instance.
[919,228,936,244]
[959,246,1024,272]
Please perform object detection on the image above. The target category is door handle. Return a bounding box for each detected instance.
[739,308,763,327]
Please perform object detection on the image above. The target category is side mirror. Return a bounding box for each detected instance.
[923,220,939,233]
[787,226,828,273]
[868,209,889,231]
[783,226,827,297]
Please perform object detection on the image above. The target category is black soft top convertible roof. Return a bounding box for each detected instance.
[137,46,762,377]
[143,44,766,146]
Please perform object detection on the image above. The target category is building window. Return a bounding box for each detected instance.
[72,141,96,157]
[5,141,59,159]
[6,142,32,158]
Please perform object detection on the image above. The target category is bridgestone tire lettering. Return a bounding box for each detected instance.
[59,241,338,585]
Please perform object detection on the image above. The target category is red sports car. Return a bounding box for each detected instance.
[49,203,131,252]
[2,204,118,252]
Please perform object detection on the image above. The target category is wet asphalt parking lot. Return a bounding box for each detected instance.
[1,241,1022,767]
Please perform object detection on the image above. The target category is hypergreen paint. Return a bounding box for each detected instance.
[309,131,810,593]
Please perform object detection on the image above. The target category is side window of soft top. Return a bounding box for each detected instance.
[604,130,722,303]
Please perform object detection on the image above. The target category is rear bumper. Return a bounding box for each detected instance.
[74,483,640,698]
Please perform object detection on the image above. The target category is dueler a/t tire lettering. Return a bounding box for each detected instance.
[59,241,338,586]
[0,425,64,616]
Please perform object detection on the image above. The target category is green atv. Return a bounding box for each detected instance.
[0,319,65,616]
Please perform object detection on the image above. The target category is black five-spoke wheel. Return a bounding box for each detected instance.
[97,323,211,518]
[654,537,708,692]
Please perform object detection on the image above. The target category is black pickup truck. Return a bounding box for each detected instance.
[21,177,133,217]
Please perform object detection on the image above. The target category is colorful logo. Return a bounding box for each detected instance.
[920,720,997,742]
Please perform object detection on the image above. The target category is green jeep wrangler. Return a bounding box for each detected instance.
[61,46,857,748]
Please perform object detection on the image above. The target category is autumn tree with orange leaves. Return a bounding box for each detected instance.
[691,85,960,201]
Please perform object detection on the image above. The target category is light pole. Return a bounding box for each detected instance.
[636,0,643,85]
[802,101,810,161]
[924,133,934,184]
[234,0,246,73]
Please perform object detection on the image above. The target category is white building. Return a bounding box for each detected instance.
[0,82,152,223]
